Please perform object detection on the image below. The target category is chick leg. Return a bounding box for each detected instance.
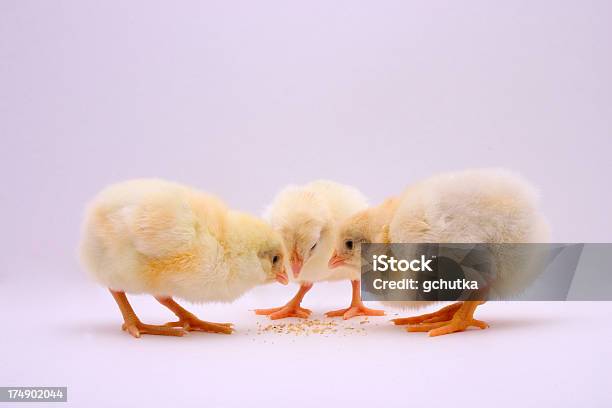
[155,296,234,334]
[254,283,313,319]
[391,302,463,325]
[404,301,489,337]
[325,280,385,320]
[109,290,185,338]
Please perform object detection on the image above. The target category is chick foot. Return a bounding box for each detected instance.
[254,283,313,320]
[122,321,185,338]
[255,305,312,319]
[403,301,488,337]
[325,304,385,320]
[109,289,185,338]
[391,302,463,325]
[325,280,385,320]
[156,296,234,334]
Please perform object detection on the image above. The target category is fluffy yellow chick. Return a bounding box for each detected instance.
[80,179,288,338]
[330,169,550,336]
[255,180,384,320]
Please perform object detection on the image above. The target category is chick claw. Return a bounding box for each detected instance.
[165,318,234,334]
[121,321,186,338]
[255,305,312,320]
[325,305,385,320]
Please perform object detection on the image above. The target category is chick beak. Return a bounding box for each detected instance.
[275,267,289,285]
[290,250,303,278]
[328,250,347,269]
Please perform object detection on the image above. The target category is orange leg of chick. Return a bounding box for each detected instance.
[254,283,313,319]
[325,280,385,320]
[403,301,489,337]
[109,289,185,338]
[155,296,234,334]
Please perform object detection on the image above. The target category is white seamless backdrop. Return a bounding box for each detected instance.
[1,1,611,407]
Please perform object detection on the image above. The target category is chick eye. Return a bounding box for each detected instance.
[310,242,317,251]
[272,255,279,264]
[345,240,354,250]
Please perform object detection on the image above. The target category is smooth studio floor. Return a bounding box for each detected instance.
[2,276,611,408]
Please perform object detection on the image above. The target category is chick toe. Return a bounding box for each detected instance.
[405,321,450,333]
[164,318,234,334]
[121,322,186,338]
[428,318,489,337]
[391,302,463,325]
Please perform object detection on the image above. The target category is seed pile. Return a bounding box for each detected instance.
[253,318,370,337]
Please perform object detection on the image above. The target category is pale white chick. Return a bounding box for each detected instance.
[80,179,288,338]
[255,180,384,320]
[331,169,550,336]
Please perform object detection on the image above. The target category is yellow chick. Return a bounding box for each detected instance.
[255,180,384,320]
[80,179,288,338]
[330,169,550,336]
